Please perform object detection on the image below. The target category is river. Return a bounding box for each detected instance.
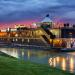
[0,47,75,73]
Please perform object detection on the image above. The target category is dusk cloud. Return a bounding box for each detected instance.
[0,0,75,23]
[62,11,75,19]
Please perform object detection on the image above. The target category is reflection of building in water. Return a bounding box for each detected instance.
[53,58,56,67]
[0,48,18,58]
[49,58,53,66]
[0,47,75,73]
[48,55,75,73]
[28,50,31,60]
[61,58,66,71]
[56,57,60,64]
[69,57,74,73]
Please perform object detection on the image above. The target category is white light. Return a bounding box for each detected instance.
[7,28,10,31]
[32,23,37,27]
[11,28,17,31]
[1,29,6,32]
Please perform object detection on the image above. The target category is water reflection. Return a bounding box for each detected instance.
[49,56,75,73]
[61,58,66,71]
[0,48,75,73]
[56,57,60,64]
[70,57,74,73]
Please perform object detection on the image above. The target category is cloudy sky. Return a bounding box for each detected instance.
[0,0,75,25]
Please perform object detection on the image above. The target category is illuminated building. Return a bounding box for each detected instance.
[0,14,74,48]
[15,24,25,28]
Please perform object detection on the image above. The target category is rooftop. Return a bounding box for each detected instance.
[41,14,52,23]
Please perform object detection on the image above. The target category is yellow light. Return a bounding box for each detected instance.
[61,58,66,71]
[56,57,60,63]
[53,58,56,67]
[28,50,30,60]
[70,57,74,73]
[48,58,53,66]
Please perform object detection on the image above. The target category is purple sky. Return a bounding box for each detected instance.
[0,0,75,23]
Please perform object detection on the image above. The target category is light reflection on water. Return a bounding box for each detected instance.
[0,47,75,73]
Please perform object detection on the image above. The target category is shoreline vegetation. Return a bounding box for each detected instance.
[0,51,74,75]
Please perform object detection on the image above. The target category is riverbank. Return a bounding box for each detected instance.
[1,43,75,52]
[0,52,74,75]
[0,44,61,52]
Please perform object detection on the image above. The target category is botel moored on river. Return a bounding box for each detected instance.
[0,14,75,50]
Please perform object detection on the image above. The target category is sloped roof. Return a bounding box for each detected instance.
[41,14,52,22]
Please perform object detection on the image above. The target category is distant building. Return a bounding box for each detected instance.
[15,24,25,28]
[31,23,37,28]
